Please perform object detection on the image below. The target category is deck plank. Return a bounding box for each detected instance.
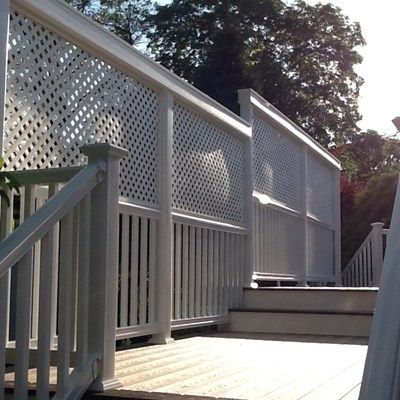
[114,333,367,400]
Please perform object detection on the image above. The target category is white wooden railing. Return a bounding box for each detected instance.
[342,222,388,287]
[0,143,127,400]
[359,176,400,399]
[239,90,341,285]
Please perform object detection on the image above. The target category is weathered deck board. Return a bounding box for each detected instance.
[114,333,367,400]
[4,333,367,399]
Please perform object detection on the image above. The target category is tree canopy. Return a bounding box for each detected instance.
[147,0,365,146]
[331,131,400,265]
[65,0,153,46]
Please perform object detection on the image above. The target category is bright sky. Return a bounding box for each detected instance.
[307,0,400,136]
[156,0,400,136]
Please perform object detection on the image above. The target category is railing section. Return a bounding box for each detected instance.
[0,144,127,400]
[342,222,388,287]
[359,177,400,399]
[238,89,341,285]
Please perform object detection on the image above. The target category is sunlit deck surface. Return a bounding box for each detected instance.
[104,332,368,400]
[4,332,368,399]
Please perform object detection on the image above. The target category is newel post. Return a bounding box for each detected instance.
[238,89,256,288]
[81,143,128,390]
[152,90,174,344]
[371,222,384,286]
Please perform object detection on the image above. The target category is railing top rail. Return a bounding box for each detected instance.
[0,162,103,278]
[10,0,251,140]
[238,88,340,169]
[342,230,374,275]
[7,166,84,185]
[172,210,248,235]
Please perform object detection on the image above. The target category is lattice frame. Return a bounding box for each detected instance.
[5,10,160,206]
[253,112,302,210]
[172,103,245,224]
[306,154,334,224]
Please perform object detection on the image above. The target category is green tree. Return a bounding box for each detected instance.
[332,131,400,266]
[341,171,398,265]
[65,0,153,46]
[148,0,365,146]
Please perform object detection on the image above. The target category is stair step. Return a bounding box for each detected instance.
[243,287,377,314]
[228,310,372,337]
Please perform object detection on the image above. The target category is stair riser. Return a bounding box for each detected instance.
[229,311,372,337]
[243,289,377,314]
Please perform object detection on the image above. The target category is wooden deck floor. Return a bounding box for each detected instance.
[4,333,368,399]
[110,332,368,400]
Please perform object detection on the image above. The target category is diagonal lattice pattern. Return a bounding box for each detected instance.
[253,112,302,211]
[5,10,159,206]
[306,154,334,224]
[172,103,245,224]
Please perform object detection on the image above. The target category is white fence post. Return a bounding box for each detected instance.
[0,0,9,156]
[81,143,128,391]
[238,89,255,288]
[333,169,342,285]
[152,90,174,343]
[371,222,384,286]
[300,145,309,286]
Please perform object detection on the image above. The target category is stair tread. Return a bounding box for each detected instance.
[230,309,374,316]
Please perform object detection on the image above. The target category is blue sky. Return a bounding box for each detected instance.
[155,0,400,136]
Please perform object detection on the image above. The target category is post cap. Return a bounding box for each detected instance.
[371,222,385,228]
[80,143,128,160]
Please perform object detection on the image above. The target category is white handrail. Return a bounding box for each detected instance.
[0,162,104,278]
[360,175,400,398]
[342,231,373,276]
[342,222,385,287]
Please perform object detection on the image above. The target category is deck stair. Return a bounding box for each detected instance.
[228,287,378,337]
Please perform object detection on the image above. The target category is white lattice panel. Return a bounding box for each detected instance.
[5,10,159,206]
[172,103,244,223]
[253,113,302,210]
[306,154,334,224]
[308,221,334,279]
[254,203,304,276]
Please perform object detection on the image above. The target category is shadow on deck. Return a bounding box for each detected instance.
[83,332,367,400]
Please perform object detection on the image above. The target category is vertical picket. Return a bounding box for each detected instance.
[195,227,202,317]
[14,185,36,400]
[213,230,219,315]
[130,216,139,326]
[139,218,149,325]
[174,224,182,319]
[188,225,196,318]
[182,224,189,319]
[49,184,61,349]
[57,211,74,395]
[120,213,130,327]
[148,219,157,323]
[76,195,90,367]
[218,232,225,314]
[36,230,54,399]
[201,229,208,316]
[0,189,12,399]
[207,230,214,315]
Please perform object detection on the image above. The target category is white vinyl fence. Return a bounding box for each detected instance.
[239,90,341,285]
[0,1,341,398]
[342,222,388,287]
[1,0,341,335]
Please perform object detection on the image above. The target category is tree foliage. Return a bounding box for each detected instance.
[65,0,153,46]
[147,0,365,146]
[332,131,400,266]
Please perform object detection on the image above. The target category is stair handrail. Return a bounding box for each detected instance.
[342,222,385,287]
[0,162,104,279]
[0,143,128,399]
[360,174,400,399]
